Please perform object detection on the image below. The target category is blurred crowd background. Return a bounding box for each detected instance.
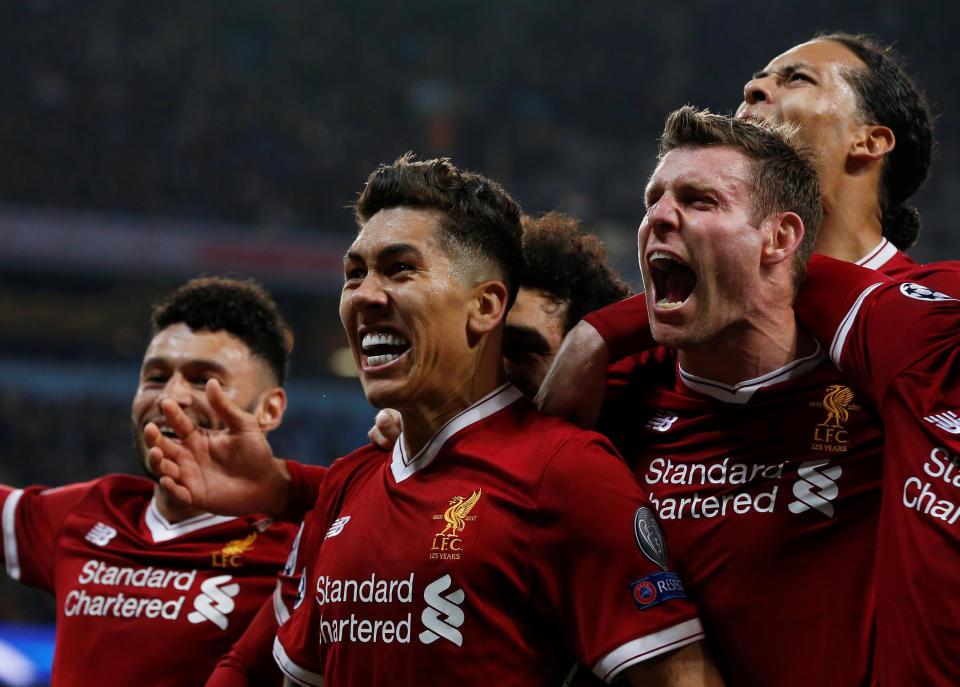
[0,1,957,683]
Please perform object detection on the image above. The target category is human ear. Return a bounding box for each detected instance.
[256,387,287,432]
[761,212,804,267]
[850,124,895,161]
[467,281,509,337]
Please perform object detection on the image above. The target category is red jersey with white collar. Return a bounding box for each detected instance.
[0,474,298,687]
[796,254,960,686]
[597,345,883,687]
[274,385,703,686]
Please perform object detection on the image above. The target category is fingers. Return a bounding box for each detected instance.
[158,476,195,506]
[159,398,198,438]
[369,409,402,450]
[206,379,256,433]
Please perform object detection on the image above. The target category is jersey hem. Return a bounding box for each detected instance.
[273,636,325,686]
[592,618,705,683]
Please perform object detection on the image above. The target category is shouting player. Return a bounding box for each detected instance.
[149,156,723,686]
[538,32,940,427]
[557,107,882,685]
[0,277,303,686]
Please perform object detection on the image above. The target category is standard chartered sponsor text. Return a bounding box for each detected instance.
[65,560,196,619]
[901,447,960,525]
[315,573,415,644]
[645,456,782,519]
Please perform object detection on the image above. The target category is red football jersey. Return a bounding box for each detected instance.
[0,474,299,687]
[796,254,960,685]
[274,384,703,686]
[597,345,883,687]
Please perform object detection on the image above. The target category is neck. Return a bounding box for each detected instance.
[153,483,206,524]
[816,167,884,263]
[677,311,816,386]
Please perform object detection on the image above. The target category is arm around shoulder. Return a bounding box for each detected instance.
[534,319,609,429]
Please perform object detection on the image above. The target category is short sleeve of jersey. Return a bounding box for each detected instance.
[1,481,93,589]
[798,254,960,403]
[281,462,328,524]
[529,433,703,683]
[583,294,656,362]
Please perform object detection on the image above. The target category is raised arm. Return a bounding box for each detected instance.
[534,319,610,429]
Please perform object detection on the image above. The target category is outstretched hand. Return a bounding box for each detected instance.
[145,379,289,517]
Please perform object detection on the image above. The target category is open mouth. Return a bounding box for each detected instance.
[361,331,410,366]
[648,251,696,309]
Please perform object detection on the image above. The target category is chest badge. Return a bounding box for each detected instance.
[430,489,482,561]
[211,532,258,568]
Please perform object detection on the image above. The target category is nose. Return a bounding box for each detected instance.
[644,195,680,236]
[158,373,193,407]
[742,74,773,107]
[350,271,389,311]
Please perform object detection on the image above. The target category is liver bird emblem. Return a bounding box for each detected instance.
[439,489,482,536]
[822,385,855,428]
[221,532,258,556]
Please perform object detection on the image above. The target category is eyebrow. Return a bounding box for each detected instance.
[141,357,230,375]
[344,242,425,265]
[751,63,811,81]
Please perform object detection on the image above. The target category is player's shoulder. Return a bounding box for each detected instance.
[500,398,622,465]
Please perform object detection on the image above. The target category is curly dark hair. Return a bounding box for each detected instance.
[816,32,934,250]
[151,276,291,385]
[355,153,524,306]
[520,212,632,334]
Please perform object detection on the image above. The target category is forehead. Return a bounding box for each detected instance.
[650,146,753,197]
[349,207,445,258]
[507,287,568,332]
[143,322,253,367]
[764,39,866,81]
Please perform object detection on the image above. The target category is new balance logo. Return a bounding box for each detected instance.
[789,459,842,518]
[646,411,679,433]
[325,516,351,539]
[187,575,239,630]
[419,574,465,646]
[924,411,960,435]
[84,523,117,547]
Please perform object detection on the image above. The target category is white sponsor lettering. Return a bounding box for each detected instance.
[64,590,184,619]
[788,459,843,518]
[900,448,960,525]
[924,411,960,435]
[84,523,117,547]
[77,560,197,590]
[187,575,240,630]
[650,488,778,520]
[318,612,412,644]
[315,573,413,606]
[644,456,786,486]
[419,574,465,646]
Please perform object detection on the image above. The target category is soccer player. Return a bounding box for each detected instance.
[555,106,882,686]
[149,156,722,686]
[0,277,303,687]
[794,255,960,684]
[537,32,942,427]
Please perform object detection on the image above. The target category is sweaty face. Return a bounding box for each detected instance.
[503,287,568,398]
[340,207,481,414]
[639,146,768,349]
[130,323,272,474]
[735,39,866,168]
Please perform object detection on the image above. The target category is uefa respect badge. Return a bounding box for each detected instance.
[630,571,688,610]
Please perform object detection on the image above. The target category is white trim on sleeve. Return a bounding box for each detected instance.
[2,489,24,580]
[273,636,325,686]
[829,283,884,368]
[592,618,705,683]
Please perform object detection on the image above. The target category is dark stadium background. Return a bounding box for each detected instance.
[0,1,956,684]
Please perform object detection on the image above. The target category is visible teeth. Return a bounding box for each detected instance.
[649,251,685,269]
[361,332,409,351]
[159,427,179,439]
[367,353,402,366]
[657,300,685,309]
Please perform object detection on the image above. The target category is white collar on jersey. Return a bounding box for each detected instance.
[678,339,826,404]
[390,383,524,483]
[856,237,899,270]
[145,498,237,543]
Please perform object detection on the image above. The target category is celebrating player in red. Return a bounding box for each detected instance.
[0,277,303,686]
[150,156,722,686]
[796,255,960,684]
